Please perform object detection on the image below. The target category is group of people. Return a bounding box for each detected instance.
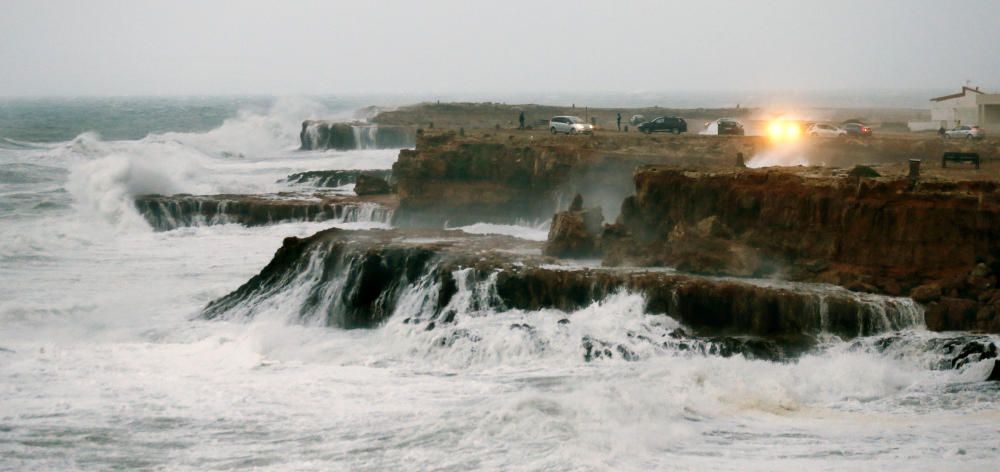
[517,111,625,131]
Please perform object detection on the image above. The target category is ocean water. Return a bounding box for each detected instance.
[0,97,997,471]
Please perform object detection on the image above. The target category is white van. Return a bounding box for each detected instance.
[549,116,594,135]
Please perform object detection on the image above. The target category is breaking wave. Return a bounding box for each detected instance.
[52,97,392,230]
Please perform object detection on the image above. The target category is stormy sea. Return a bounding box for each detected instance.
[1,96,997,471]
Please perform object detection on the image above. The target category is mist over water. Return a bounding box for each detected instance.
[1,97,998,470]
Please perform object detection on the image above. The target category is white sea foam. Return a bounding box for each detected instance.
[451,221,551,241]
[47,98,399,230]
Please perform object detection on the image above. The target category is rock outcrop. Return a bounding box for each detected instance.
[134,193,397,230]
[602,167,1000,332]
[354,174,392,195]
[205,228,922,343]
[989,360,1000,381]
[544,195,604,258]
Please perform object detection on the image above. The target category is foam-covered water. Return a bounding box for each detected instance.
[1,97,998,471]
[450,221,551,241]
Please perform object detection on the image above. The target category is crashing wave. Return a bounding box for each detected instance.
[299,121,415,150]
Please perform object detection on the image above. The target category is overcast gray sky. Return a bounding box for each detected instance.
[2,0,998,97]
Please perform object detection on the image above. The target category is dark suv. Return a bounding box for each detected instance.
[638,116,687,134]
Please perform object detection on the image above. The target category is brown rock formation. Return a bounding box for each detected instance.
[389,130,997,228]
[616,167,1000,279]
[354,174,392,195]
[390,130,754,227]
[205,227,921,342]
[544,200,604,258]
[910,283,942,303]
[925,297,981,332]
[604,167,1000,332]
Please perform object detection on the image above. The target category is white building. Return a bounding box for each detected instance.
[931,86,982,127]
[979,93,1000,131]
[929,85,1000,130]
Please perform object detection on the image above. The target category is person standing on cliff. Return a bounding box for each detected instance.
[617,113,622,132]
[518,111,525,130]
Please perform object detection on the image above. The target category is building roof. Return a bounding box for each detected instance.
[931,86,984,102]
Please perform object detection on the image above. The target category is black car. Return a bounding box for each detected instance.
[638,116,687,134]
[716,118,745,136]
[842,122,872,137]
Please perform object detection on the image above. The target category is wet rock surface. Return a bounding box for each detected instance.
[543,197,604,258]
[134,192,397,230]
[989,360,1000,381]
[299,120,415,150]
[282,169,393,188]
[204,228,922,345]
[850,332,1000,377]
[354,173,392,195]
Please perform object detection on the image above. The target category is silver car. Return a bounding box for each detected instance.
[806,123,846,137]
[549,116,594,135]
[944,125,985,140]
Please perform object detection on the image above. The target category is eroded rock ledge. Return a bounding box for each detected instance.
[204,228,921,346]
[134,192,397,231]
[592,167,1000,332]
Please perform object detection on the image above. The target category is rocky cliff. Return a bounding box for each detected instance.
[601,167,1000,332]
[389,131,997,228]
[391,131,755,226]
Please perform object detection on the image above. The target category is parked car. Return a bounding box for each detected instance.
[701,118,745,136]
[713,118,745,135]
[943,125,985,140]
[638,116,687,134]
[842,123,872,137]
[549,116,594,135]
[806,123,846,137]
